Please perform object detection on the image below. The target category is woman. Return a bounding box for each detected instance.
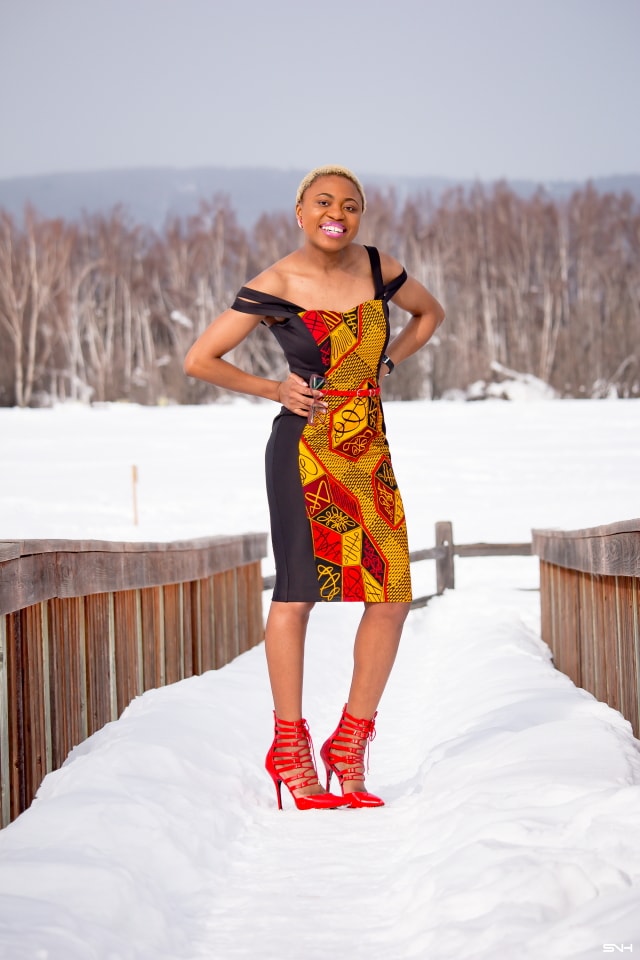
[184,165,444,811]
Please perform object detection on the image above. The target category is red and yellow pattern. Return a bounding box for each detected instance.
[299,301,412,602]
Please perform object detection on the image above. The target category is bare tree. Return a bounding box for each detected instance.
[1,183,637,406]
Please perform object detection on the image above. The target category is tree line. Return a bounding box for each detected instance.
[0,182,637,407]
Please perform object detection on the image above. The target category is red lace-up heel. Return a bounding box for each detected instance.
[265,714,350,811]
[320,705,385,808]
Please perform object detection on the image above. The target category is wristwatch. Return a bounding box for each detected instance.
[381,354,395,375]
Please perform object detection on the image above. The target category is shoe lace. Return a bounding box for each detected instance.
[272,717,320,793]
[330,711,377,780]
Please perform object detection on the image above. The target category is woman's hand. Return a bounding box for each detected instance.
[278,373,327,420]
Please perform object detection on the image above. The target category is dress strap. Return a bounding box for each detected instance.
[364,246,385,299]
[384,267,408,301]
[231,286,303,319]
[364,246,407,302]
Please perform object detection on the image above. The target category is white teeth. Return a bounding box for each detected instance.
[322,225,345,234]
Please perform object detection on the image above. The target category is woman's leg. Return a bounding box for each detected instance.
[323,601,410,796]
[347,601,410,718]
[264,600,314,719]
[265,599,343,801]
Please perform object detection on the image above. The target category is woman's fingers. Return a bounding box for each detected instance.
[280,373,311,414]
[279,372,326,417]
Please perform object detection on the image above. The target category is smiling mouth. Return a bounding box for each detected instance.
[320,221,347,236]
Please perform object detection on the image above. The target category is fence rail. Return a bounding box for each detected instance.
[261,520,532,605]
[0,533,267,828]
[532,519,640,738]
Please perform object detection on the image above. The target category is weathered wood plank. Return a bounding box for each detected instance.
[22,605,48,812]
[84,594,114,736]
[590,575,610,709]
[240,563,263,656]
[542,563,582,686]
[213,571,233,669]
[579,573,597,704]
[533,521,640,576]
[0,616,10,826]
[0,534,268,557]
[614,576,639,737]
[182,583,193,680]
[6,612,25,820]
[236,567,250,656]
[113,590,142,716]
[456,542,532,558]
[0,555,59,617]
[0,543,22,563]
[435,521,454,594]
[163,584,183,686]
[140,586,164,691]
[600,576,619,713]
[0,533,268,615]
[409,547,447,562]
[247,562,265,654]
[189,580,202,677]
[200,576,216,673]
[48,598,87,771]
[561,568,581,687]
[534,519,640,540]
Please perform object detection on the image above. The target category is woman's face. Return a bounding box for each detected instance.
[296,175,363,247]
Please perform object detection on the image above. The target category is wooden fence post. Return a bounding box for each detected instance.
[435,521,455,594]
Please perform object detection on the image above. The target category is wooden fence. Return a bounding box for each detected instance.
[408,520,532,605]
[3,517,637,831]
[0,533,267,828]
[0,522,534,828]
[0,520,546,829]
[533,519,640,738]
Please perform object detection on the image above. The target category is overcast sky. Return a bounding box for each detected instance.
[1,0,638,183]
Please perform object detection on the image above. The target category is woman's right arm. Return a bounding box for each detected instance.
[184,308,319,415]
[184,308,282,402]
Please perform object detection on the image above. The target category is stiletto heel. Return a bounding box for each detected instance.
[320,705,385,808]
[265,713,350,810]
[273,776,283,811]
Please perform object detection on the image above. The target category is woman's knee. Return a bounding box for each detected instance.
[269,600,315,624]
[293,601,315,622]
[365,601,410,626]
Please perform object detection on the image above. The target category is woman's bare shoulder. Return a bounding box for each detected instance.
[377,249,405,283]
[244,251,301,297]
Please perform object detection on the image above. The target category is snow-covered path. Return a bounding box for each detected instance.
[1,399,639,959]
[196,591,640,960]
[1,578,639,960]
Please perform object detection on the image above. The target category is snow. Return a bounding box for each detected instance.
[0,397,639,960]
[462,361,559,402]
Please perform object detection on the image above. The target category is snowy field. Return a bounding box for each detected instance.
[0,397,639,960]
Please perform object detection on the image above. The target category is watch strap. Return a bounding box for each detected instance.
[381,354,395,375]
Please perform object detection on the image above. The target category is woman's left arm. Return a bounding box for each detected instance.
[380,256,445,371]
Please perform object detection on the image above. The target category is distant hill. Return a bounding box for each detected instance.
[0,166,638,229]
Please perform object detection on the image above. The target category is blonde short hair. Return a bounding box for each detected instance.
[295,165,366,212]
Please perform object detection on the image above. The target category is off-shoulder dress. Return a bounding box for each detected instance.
[231,245,412,603]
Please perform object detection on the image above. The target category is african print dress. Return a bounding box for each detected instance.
[232,246,412,603]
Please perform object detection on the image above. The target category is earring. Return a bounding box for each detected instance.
[297,217,303,229]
